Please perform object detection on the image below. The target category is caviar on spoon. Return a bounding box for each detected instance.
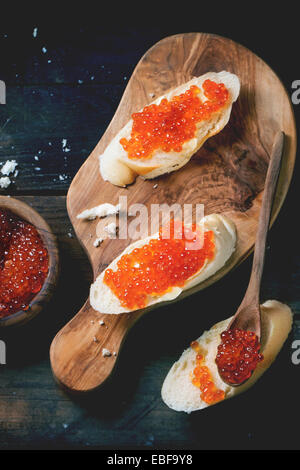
[216,131,285,386]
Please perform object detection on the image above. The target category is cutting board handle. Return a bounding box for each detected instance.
[50,300,142,392]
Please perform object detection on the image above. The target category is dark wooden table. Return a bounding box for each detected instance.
[0,22,299,450]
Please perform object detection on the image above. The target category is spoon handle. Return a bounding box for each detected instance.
[241,131,285,308]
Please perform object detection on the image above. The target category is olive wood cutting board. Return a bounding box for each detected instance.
[50,32,297,392]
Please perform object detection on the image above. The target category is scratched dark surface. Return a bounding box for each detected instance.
[0,20,299,450]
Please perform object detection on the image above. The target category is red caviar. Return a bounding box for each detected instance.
[120,80,229,160]
[190,341,225,405]
[0,209,49,318]
[103,220,215,310]
[215,329,264,385]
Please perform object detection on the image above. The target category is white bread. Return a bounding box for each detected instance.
[161,300,293,413]
[99,71,240,187]
[77,203,121,221]
[90,214,236,314]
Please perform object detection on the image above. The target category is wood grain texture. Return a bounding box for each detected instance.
[0,196,59,327]
[50,33,297,392]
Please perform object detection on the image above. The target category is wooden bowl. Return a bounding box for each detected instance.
[0,196,59,327]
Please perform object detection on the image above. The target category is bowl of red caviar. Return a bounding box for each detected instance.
[0,196,59,327]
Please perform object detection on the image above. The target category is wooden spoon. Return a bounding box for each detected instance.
[218,131,285,385]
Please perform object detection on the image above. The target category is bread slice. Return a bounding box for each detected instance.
[90,214,236,314]
[161,300,293,413]
[99,71,240,187]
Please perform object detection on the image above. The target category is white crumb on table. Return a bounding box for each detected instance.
[77,203,121,220]
[102,348,112,357]
[1,160,18,176]
[33,27,38,38]
[62,138,71,153]
[0,177,11,189]
[153,183,158,189]
[99,320,105,326]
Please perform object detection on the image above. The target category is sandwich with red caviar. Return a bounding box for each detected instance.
[99,71,240,187]
[90,214,236,314]
[161,300,292,412]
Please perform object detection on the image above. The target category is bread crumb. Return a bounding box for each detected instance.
[99,320,105,326]
[102,348,111,357]
[77,203,121,220]
[113,352,117,356]
[93,336,98,343]
[1,160,18,176]
[153,183,158,189]
[62,139,71,153]
[104,222,118,238]
[0,176,11,189]
[93,237,104,247]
